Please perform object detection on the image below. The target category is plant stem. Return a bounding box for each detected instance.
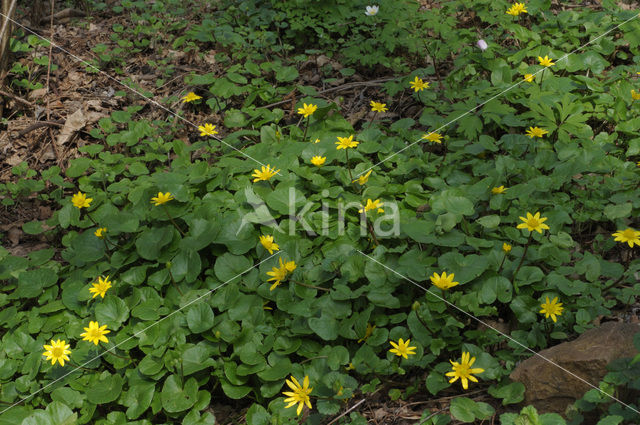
[367,111,378,129]
[168,267,184,296]
[497,252,508,274]
[345,149,354,182]
[366,217,379,248]
[302,116,310,141]
[538,68,545,86]
[163,207,185,236]
[511,233,533,293]
[435,143,448,173]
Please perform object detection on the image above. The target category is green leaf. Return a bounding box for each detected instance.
[450,397,494,423]
[135,226,174,260]
[275,66,299,82]
[488,382,525,405]
[245,404,270,425]
[182,343,216,375]
[214,253,252,282]
[161,375,198,413]
[171,249,201,283]
[425,371,449,395]
[603,203,632,220]
[95,296,130,329]
[476,215,500,229]
[16,268,57,298]
[186,303,214,333]
[122,382,155,419]
[309,314,339,340]
[86,373,124,404]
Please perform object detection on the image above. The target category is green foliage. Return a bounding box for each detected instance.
[2,0,640,424]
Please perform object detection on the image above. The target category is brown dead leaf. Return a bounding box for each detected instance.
[56,109,86,146]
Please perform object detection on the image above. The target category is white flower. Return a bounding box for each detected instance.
[477,39,488,51]
[365,5,379,16]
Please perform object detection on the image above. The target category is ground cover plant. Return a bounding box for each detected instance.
[0,0,640,424]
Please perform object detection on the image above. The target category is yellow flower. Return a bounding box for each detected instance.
[182,92,202,103]
[429,271,459,290]
[506,2,528,16]
[259,235,280,254]
[42,339,71,367]
[357,323,376,343]
[538,56,555,67]
[370,101,388,112]
[389,338,417,359]
[89,276,112,299]
[297,103,318,118]
[358,198,384,214]
[539,296,564,322]
[313,138,320,144]
[267,258,297,291]
[446,352,484,390]
[637,160,640,167]
[526,126,549,138]
[502,243,512,253]
[631,90,640,100]
[72,192,92,209]
[80,321,110,345]
[422,132,443,143]
[199,123,218,137]
[491,186,507,194]
[335,135,359,150]
[252,165,280,182]
[310,156,326,167]
[517,212,550,234]
[283,375,313,416]
[151,192,174,206]
[353,169,372,185]
[94,227,107,238]
[612,228,640,248]
[524,73,535,82]
[409,76,429,92]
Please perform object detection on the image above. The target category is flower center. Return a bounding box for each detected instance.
[529,218,540,227]
[52,346,63,357]
[622,229,635,239]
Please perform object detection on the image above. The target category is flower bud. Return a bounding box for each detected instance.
[477,39,488,51]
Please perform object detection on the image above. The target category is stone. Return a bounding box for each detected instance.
[509,321,640,414]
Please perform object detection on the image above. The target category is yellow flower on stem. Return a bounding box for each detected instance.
[525,127,548,138]
[523,73,535,82]
[631,90,640,100]
[267,258,296,291]
[151,192,174,206]
[422,132,443,143]
[182,92,202,103]
[446,352,484,390]
[252,165,280,182]
[539,296,564,322]
[353,170,372,185]
[42,339,71,367]
[409,76,429,92]
[370,101,388,112]
[259,235,280,254]
[429,271,459,290]
[94,227,107,238]
[491,186,507,194]
[89,276,112,299]
[335,135,359,150]
[358,198,384,214]
[506,2,527,16]
[72,192,92,209]
[310,156,326,167]
[313,138,320,144]
[80,321,110,345]
[502,243,512,253]
[297,103,318,118]
[517,212,550,234]
[198,123,218,137]
[357,323,376,343]
[538,56,555,67]
[282,375,313,416]
[389,338,417,359]
[612,228,640,248]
